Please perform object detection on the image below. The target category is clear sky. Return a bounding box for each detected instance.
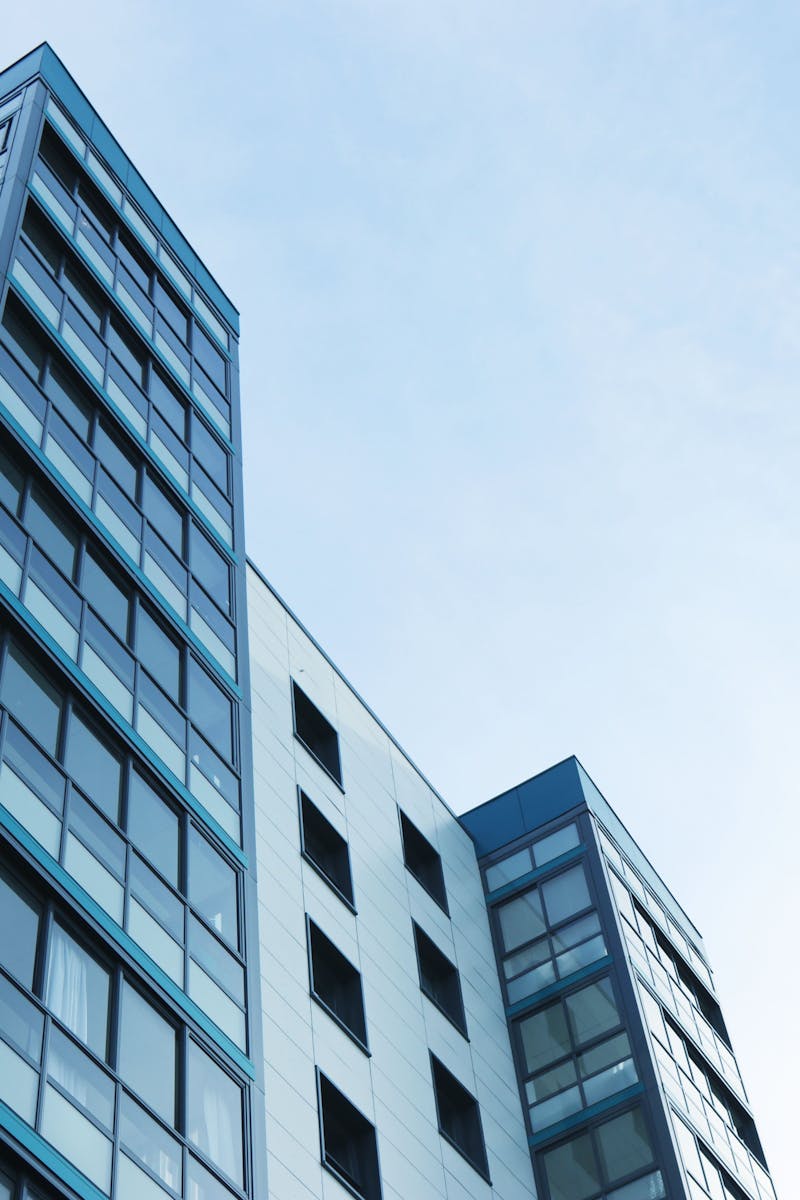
[5,3,797,1194]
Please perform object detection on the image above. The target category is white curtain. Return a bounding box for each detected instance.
[45,923,89,1043]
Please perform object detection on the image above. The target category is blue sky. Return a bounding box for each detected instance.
[6,3,797,1193]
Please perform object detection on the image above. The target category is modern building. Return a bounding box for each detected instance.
[0,42,779,1200]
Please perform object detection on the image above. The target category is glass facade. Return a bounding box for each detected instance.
[0,44,257,1200]
[460,759,779,1200]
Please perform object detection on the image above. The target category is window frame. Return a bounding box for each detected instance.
[306,917,369,1054]
[316,1070,382,1200]
[398,809,449,916]
[291,680,343,789]
[429,1053,491,1183]
[412,922,467,1039]
[298,788,356,912]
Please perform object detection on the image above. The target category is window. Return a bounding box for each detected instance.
[497,861,605,1004]
[188,826,238,945]
[430,1055,490,1181]
[44,921,110,1059]
[413,923,467,1037]
[0,642,62,757]
[299,790,354,908]
[0,865,41,989]
[399,811,448,914]
[186,1042,243,1186]
[317,1072,381,1200]
[118,982,177,1122]
[485,822,580,891]
[517,977,637,1132]
[291,681,342,786]
[542,1107,663,1200]
[308,920,367,1050]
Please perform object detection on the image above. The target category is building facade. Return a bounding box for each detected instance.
[0,43,779,1200]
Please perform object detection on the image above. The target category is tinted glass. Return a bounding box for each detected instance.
[0,865,41,988]
[118,982,176,1122]
[151,368,186,436]
[1,642,62,756]
[498,888,546,952]
[45,922,110,1058]
[3,297,47,379]
[189,660,232,760]
[138,607,182,701]
[191,527,230,610]
[94,422,138,498]
[595,1109,654,1183]
[192,417,228,492]
[0,445,25,515]
[64,709,122,823]
[520,1003,571,1074]
[187,1042,243,1185]
[83,550,130,641]
[565,978,620,1044]
[144,476,184,550]
[188,828,237,944]
[25,485,78,578]
[542,865,592,926]
[127,770,180,887]
[544,1131,601,1200]
[47,360,93,439]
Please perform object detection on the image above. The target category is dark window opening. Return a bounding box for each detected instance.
[300,791,354,908]
[318,1073,381,1200]
[430,1055,490,1181]
[292,681,342,786]
[308,920,367,1050]
[413,923,466,1037]
[399,811,448,914]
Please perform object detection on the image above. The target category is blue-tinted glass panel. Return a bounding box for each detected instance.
[137,607,182,702]
[186,1042,243,1185]
[118,981,176,1122]
[0,445,25,516]
[127,769,180,887]
[82,550,130,642]
[144,475,184,551]
[0,865,41,988]
[46,359,92,440]
[25,485,78,579]
[189,660,232,760]
[94,421,138,498]
[64,709,122,823]
[45,923,110,1059]
[0,642,62,756]
[191,527,230,612]
[188,828,237,946]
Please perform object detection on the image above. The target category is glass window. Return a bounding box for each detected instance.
[189,660,232,760]
[46,359,93,440]
[45,922,110,1059]
[0,865,41,988]
[138,607,182,701]
[108,318,146,387]
[188,827,238,945]
[193,416,228,493]
[144,475,184,551]
[151,368,187,437]
[193,324,226,392]
[94,422,138,498]
[63,260,105,334]
[520,1002,571,1074]
[2,296,47,380]
[542,864,592,926]
[25,485,79,579]
[127,769,180,887]
[485,848,531,892]
[1,641,62,756]
[118,981,176,1122]
[191,527,230,611]
[595,1109,655,1183]
[0,445,25,516]
[156,278,188,340]
[64,709,122,823]
[565,977,620,1044]
[544,1131,601,1200]
[498,888,546,953]
[533,823,580,867]
[82,550,130,641]
[186,1042,243,1185]
[119,1093,182,1194]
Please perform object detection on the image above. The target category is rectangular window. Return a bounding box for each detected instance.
[299,790,354,908]
[0,641,62,757]
[542,1107,662,1200]
[413,923,467,1037]
[399,811,448,914]
[186,1041,243,1187]
[292,681,342,786]
[318,1072,382,1200]
[45,921,110,1060]
[308,919,368,1050]
[118,981,176,1123]
[188,827,238,946]
[0,864,41,989]
[430,1054,490,1181]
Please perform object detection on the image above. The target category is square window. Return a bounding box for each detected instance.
[430,1055,490,1181]
[413,923,467,1037]
[308,920,367,1050]
[399,811,448,914]
[291,681,342,787]
[300,791,355,908]
[318,1072,381,1200]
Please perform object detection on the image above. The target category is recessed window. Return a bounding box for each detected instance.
[300,790,354,908]
[308,920,367,1050]
[430,1054,490,1182]
[292,681,342,786]
[317,1072,381,1200]
[399,811,448,914]
[413,923,467,1037]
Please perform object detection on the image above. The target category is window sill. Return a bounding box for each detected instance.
[311,991,371,1057]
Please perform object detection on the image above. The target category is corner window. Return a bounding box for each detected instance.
[430,1055,490,1181]
[542,1107,663,1200]
[308,920,367,1050]
[291,681,342,786]
[399,811,448,914]
[299,790,354,908]
[413,923,467,1037]
[318,1072,382,1200]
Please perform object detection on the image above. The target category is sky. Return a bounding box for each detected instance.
[5,3,797,1195]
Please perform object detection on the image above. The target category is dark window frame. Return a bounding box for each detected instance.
[429,1053,490,1183]
[398,810,448,915]
[316,1071,382,1200]
[412,922,467,1039]
[291,680,343,789]
[307,917,369,1054]
[298,789,356,912]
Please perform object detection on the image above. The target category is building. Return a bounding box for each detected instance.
[0,42,779,1200]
